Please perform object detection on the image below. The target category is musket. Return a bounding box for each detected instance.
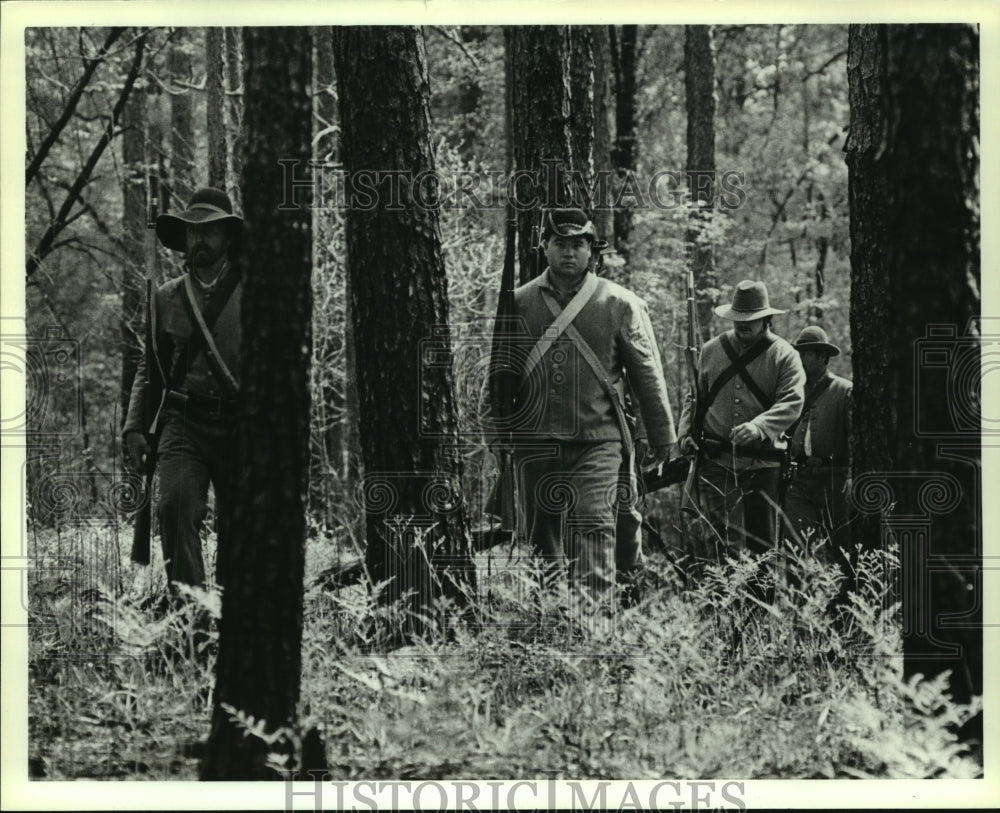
[487,201,520,532]
[131,174,160,565]
[530,221,542,281]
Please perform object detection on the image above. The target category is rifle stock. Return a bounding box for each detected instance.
[131,174,158,566]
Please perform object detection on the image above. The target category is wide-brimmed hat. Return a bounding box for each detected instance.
[714,279,786,321]
[793,325,841,357]
[156,187,243,252]
[540,208,599,242]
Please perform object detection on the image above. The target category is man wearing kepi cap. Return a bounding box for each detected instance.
[503,208,676,615]
[677,280,805,575]
[123,187,244,590]
[783,326,853,556]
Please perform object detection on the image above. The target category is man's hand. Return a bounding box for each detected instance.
[729,422,763,446]
[125,431,152,473]
[679,435,699,457]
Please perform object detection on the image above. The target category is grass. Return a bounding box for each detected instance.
[25,517,982,781]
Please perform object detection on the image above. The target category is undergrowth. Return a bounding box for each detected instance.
[26,520,982,780]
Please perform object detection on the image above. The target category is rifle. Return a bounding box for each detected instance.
[487,202,520,532]
[682,262,704,454]
[131,174,160,565]
[530,221,542,281]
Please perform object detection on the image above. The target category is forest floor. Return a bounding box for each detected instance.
[24,517,982,782]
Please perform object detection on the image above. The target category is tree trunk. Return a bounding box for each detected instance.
[333,26,476,640]
[846,23,981,736]
[568,26,595,218]
[168,31,194,207]
[224,26,245,214]
[610,25,640,266]
[684,25,717,344]
[119,87,145,424]
[591,25,615,255]
[201,27,320,780]
[206,27,226,189]
[507,26,577,283]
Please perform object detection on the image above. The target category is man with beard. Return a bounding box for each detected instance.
[123,187,244,591]
[677,280,805,580]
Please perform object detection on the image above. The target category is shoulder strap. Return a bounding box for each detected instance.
[719,333,775,409]
[521,273,598,381]
[692,332,774,437]
[786,374,834,438]
[182,274,240,396]
[539,288,634,455]
[168,267,241,394]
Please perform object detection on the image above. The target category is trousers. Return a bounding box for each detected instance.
[515,441,635,601]
[783,466,852,555]
[156,406,236,588]
[689,458,781,564]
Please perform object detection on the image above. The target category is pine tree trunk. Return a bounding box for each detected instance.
[224,26,245,213]
[206,27,226,189]
[568,26,595,217]
[201,27,319,780]
[168,31,194,206]
[333,26,476,639]
[591,25,615,253]
[846,23,981,732]
[684,25,717,343]
[507,25,576,283]
[611,25,639,263]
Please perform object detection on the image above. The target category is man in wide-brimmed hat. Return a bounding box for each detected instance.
[676,280,805,582]
[494,208,676,616]
[123,187,244,590]
[783,325,853,557]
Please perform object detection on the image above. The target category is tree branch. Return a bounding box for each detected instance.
[429,26,480,71]
[25,27,125,188]
[27,30,147,279]
[801,49,847,82]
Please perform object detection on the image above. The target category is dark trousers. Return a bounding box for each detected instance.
[690,459,782,564]
[156,406,236,588]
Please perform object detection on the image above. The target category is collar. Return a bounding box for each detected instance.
[806,370,833,389]
[539,268,591,296]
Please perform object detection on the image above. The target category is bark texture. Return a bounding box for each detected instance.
[333,26,476,636]
[845,23,981,732]
[201,27,318,780]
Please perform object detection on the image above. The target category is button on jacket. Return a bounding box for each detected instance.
[677,329,805,471]
[512,270,676,447]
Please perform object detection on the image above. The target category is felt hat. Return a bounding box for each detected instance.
[714,279,786,321]
[540,208,599,242]
[793,325,841,356]
[156,187,243,252]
